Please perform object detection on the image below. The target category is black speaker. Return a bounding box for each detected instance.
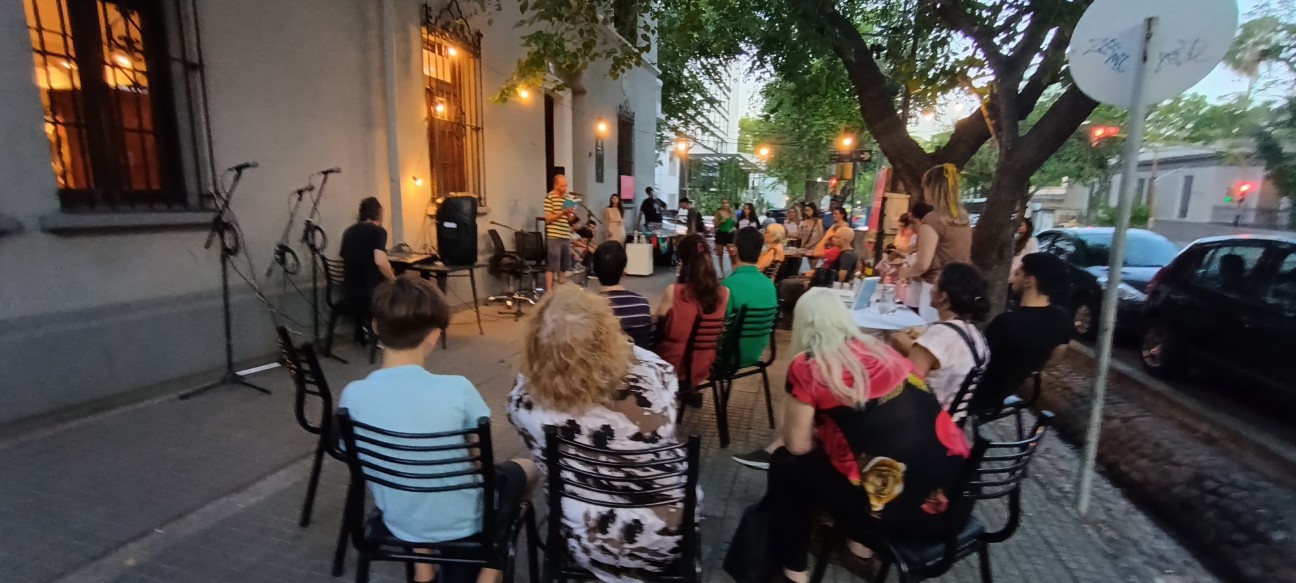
[436,195,478,266]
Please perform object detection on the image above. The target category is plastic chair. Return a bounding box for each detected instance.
[809,412,1056,583]
[334,412,537,583]
[539,425,702,583]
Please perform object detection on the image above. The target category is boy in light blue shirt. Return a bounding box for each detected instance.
[339,277,536,583]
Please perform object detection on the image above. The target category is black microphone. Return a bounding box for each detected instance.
[317,167,341,175]
[230,161,259,171]
[295,184,316,195]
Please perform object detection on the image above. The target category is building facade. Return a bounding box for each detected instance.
[0,0,661,425]
[1109,145,1280,226]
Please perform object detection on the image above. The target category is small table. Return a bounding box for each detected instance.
[853,305,928,332]
[388,259,485,348]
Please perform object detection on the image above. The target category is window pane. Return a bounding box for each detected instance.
[1192,245,1266,296]
[1265,251,1296,313]
[423,29,483,201]
[25,0,92,189]
[99,0,160,193]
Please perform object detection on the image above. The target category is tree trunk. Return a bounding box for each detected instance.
[972,155,1032,313]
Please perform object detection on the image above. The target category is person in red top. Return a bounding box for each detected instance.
[654,233,730,390]
[763,287,971,583]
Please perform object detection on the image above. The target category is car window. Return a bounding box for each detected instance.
[1191,245,1267,297]
[1263,250,1296,314]
[1074,232,1179,267]
[1041,235,1078,264]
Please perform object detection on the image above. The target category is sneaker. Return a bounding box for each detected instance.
[731,449,772,470]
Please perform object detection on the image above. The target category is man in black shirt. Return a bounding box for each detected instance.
[340,197,397,342]
[972,252,1074,414]
[679,197,705,235]
[638,187,665,229]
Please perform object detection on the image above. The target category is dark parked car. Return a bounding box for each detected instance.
[1037,227,1180,338]
[1140,235,1296,397]
[766,208,788,224]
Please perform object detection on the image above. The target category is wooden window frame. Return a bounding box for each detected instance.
[422,3,486,205]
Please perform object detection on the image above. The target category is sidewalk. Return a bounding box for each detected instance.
[0,273,1216,583]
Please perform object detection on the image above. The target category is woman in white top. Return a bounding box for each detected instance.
[604,194,626,244]
[785,206,802,241]
[890,263,990,410]
[1011,215,1038,277]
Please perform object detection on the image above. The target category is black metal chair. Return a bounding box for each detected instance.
[625,321,656,351]
[335,411,537,583]
[808,412,1056,583]
[486,229,536,320]
[321,256,355,359]
[276,327,341,528]
[761,260,783,280]
[516,230,547,295]
[973,371,1044,440]
[707,305,780,448]
[540,425,702,583]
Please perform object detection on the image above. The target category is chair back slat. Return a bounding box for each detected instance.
[278,327,334,438]
[762,260,782,280]
[542,425,702,581]
[681,312,727,386]
[715,305,779,375]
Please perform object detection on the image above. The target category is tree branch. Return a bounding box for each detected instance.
[926,0,1007,72]
[1018,85,1098,173]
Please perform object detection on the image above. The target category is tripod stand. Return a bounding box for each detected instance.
[181,162,272,400]
[302,168,344,362]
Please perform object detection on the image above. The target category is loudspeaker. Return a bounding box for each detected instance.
[437,195,478,266]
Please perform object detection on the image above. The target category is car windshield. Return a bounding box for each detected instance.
[1075,232,1179,267]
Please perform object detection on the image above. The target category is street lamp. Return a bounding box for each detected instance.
[838,134,855,150]
[757,145,771,159]
[596,118,609,136]
[675,137,692,199]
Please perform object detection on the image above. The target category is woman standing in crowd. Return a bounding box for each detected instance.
[785,205,803,242]
[739,203,759,230]
[901,164,973,322]
[797,203,826,268]
[757,223,787,273]
[656,234,730,390]
[760,288,971,583]
[890,263,991,409]
[714,199,737,273]
[1011,215,1038,277]
[605,194,626,244]
[894,213,915,254]
[901,202,934,312]
[507,285,695,583]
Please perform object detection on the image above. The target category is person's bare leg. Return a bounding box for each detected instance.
[413,554,436,582]
[476,459,540,583]
[545,270,554,292]
[764,437,785,453]
[783,568,810,583]
[846,540,874,559]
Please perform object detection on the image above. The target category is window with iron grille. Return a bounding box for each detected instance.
[23,0,215,212]
[423,3,485,205]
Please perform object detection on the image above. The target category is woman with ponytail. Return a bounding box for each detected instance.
[890,262,991,409]
[901,164,973,322]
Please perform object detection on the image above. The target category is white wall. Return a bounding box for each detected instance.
[1110,164,1272,223]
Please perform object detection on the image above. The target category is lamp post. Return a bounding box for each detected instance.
[675,137,692,202]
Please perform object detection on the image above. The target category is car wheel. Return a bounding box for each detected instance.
[1141,321,1186,379]
[1073,301,1098,340]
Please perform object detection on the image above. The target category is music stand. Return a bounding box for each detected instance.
[181,163,272,400]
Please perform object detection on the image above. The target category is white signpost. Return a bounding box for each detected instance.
[1067,0,1237,514]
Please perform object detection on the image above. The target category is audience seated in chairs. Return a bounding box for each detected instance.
[777,228,859,316]
[889,263,990,410]
[971,253,1074,422]
[655,234,730,390]
[592,241,655,349]
[506,284,701,582]
[757,223,787,274]
[758,288,971,583]
[337,277,537,583]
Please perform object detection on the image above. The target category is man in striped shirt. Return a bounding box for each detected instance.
[543,174,577,291]
[593,241,654,348]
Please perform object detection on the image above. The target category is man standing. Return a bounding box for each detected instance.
[543,174,577,291]
[971,252,1074,414]
[340,197,398,343]
[638,186,665,230]
[679,197,705,235]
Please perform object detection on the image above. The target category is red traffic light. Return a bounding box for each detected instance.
[1237,182,1254,193]
[1088,125,1121,145]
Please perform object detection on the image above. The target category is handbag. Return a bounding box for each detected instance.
[723,496,779,583]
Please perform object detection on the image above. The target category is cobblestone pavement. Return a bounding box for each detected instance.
[0,273,1216,583]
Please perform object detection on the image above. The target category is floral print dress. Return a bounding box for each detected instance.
[507,347,700,583]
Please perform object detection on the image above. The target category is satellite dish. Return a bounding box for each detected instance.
[1068,0,1238,107]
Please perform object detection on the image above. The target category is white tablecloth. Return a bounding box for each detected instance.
[853,305,928,331]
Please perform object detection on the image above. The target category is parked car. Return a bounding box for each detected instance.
[766,208,788,224]
[1036,227,1180,339]
[1140,235,1296,397]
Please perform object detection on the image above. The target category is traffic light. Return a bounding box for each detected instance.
[1088,125,1121,146]
[1228,181,1257,204]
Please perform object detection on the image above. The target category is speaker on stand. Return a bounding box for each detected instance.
[436,194,479,266]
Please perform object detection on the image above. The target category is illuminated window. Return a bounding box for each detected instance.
[423,4,485,204]
[23,0,212,212]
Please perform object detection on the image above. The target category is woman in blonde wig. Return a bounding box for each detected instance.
[901,164,973,322]
[507,284,695,583]
[756,288,971,583]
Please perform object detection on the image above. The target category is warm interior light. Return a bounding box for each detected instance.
[596,119,609,135]
[434,102,446,115]
[113,53,132,68]
[412,176,424,186]
[447,46,459,57]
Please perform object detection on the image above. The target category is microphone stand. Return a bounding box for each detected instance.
[266,184,313,278]
[303,168,344,362]
[181,163,272,400]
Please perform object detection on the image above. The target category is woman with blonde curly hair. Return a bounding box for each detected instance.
[900,164,973,322]
[507,284,696,583]
[757,222,787,273]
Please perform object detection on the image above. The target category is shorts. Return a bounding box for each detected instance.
[715,231,734,246]
[546,238,574,273]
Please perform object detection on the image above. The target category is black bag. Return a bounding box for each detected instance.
[723,496,779,583]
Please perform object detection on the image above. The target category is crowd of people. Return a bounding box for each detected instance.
[332,164,1076,583]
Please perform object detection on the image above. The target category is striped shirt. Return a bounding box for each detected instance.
[544,191,570,240]
[603,290,653,345]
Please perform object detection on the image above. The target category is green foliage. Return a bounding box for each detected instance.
[1255,96,1296,224]
[688,158,749,214]
[1093,201,1151,229]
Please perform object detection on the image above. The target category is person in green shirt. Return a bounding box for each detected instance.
[721,227,779,369]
